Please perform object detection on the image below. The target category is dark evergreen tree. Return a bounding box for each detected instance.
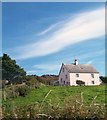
[100,76,107,83]
[1,54,26,83]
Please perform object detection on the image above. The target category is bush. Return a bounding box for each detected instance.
[76,80,85,86]
[4,85,30,99]
[16,86,29,97]
[25,77,40,89]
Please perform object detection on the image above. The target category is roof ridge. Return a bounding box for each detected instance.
[63,63,99,73]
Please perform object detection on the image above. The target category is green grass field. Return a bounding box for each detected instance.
[4,85,105,107]
[2,85,106,119]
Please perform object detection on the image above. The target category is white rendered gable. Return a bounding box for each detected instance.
[58,64,70,85]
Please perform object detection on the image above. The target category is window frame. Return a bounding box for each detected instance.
[65,74,67,79]
[62,68,64,72]
[76,73,79,77]
[60,78,63,83]
[91,74,94,78]
[92,81,94,84]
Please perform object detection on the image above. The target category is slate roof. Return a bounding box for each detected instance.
[64,64,99,73]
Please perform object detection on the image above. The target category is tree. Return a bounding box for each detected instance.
[23,75,40,88]
[100,76,107,83]
[1,54,26,83]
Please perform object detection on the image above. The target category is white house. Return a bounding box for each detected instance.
[58,59,101,86]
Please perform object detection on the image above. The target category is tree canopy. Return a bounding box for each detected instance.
[1,54,26,83]
[100,76,107,83]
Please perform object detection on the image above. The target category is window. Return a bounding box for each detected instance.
[66,82,70,85]
[64,81,65,84]
[91,74,94,78]
[76,74,79,77]
[92,81,94,84]
[60,78,62,83]
[65,75,67,79]
[62,68,64,72]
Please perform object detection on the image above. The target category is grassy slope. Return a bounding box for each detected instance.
[4,85,105,108]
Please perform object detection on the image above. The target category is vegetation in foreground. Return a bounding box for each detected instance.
[2,85,106,119]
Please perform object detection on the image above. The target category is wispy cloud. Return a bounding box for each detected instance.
[12,7,105,60]
[33,64,60,71]
[37,23,58,36]
[27,70,37,74]
[26,49,104,75]
[86,60,94,64]
[27,63,60,75]
[78,50,105,60]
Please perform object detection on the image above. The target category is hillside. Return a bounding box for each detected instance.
[38,74,58,85]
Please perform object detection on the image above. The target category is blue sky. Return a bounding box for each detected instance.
[2,0,106,2]
[2,2,105,76]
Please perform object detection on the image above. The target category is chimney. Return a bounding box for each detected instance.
[74,58,78,65]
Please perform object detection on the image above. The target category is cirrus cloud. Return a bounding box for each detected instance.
[12,7,105,60]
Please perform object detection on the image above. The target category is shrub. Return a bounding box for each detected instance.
[4,85,30,99]
[16,86,29,97]
[25,78,40,89]
[76,80,85,86]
